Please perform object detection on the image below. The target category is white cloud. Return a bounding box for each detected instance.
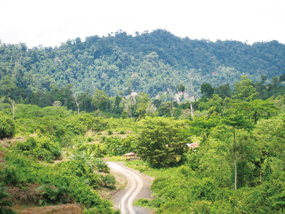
[0,0,284,47]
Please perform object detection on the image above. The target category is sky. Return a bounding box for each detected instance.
[1,0,285,48]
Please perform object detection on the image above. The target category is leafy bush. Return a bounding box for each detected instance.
[0,112,15,139]
[94,159,109,173]
[119,130,125,134]
[0,182,16,214]
[36,184,70,204]
[108,130,113,135]
[101,135,106,142]
[134,198,165,209]
[91,117,109,132]
[14,136,62,161]
[136,117,186,168]
[97,132,102,135]
[1,165,20,185]
[101,174,116,188]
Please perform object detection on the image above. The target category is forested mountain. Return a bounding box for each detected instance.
[1,29,285,99]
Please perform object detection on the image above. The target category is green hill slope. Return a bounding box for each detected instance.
[1,29,285,98]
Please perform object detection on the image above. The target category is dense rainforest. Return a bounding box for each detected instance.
[1,30,285,213]
[1,74,285,213]
[1,29,285,100]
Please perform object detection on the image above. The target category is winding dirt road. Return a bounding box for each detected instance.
[107,162,154,214]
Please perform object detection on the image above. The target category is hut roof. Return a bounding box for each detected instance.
[124,152,136,156]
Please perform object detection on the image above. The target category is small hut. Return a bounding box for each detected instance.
[124,152,137,160]
[187,143,199,151]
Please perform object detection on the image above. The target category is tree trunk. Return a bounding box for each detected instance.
[234,128,237,191]
[12,105,15,120]
[171,100,174,117]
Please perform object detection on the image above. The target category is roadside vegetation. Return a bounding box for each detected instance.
[0,75,285,213]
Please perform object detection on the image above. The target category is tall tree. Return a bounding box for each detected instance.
[92,89,109,111]
[201,83,214,98]
[223,109,254,190]
[234,75,259,101]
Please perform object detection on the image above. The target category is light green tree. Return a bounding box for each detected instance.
[136,117,186,167]
[234,75,259,101]
[92,89,109,111]
[223,109,254,190]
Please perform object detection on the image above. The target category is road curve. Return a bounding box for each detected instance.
[107,162,144,214]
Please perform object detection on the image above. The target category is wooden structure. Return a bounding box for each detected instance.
[124,152,137,160]
[187,143,199,151]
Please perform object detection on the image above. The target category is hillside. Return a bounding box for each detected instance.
[1,29,285,98]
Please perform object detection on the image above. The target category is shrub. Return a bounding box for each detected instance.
[36,184,70,204]
[0,182,16,214]
[1,165,20,185]
[101,174,116,188]
[101,135,106,142]
[14,136,62,161]
[94,159,109,173]
[97,132,102,135]
[87,137,93,142]
[119,130,125,134]
[91,117,109,132]
[108,130,113,135]
[136,117,186,168]
[0,112,15,139]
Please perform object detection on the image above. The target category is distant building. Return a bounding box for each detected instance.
[187,143,199,150]
[125,90,138,100]
[124,152,137,160]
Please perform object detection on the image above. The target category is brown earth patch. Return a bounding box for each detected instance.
[0,136,25,148]
[15,204,83,214]
[6,184,43,206]
[0,150,6,161]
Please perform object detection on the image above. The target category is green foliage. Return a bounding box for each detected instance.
[100,174,115,188]
[0,112,15,139]
[14,136,62,161]
[119,130,125,134]
[134,198,165,209]
[201,83,214,98]
[0,152,116,212]
[108,130,113,135]
[36,184,70,204]
[0,182,16,214]
[94,159,109,173]
[2,30,285,102]
[136,117,187,168]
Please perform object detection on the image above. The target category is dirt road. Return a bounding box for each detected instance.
[107,162,154,214]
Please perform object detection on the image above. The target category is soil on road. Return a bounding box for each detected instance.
[107,162,155,214]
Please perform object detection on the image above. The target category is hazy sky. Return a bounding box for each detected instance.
[1,0,285,48]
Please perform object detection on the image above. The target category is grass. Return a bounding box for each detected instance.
[125,160,179,178]
[105,156,126,162]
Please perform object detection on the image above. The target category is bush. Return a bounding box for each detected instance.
[14,136,62,161]
[0,182,16,214]
[1,165,20,185]
[94,159,109,173]
[108,130,113,135]
[119,130,125,134]
[36,184,70,204]
[97,132,102,135]
[136,117,186,168]
[0,112,15,139]
[91,117,109,132]
[101,174,116,188]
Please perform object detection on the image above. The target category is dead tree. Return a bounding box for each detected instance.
[73,93,82,115]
